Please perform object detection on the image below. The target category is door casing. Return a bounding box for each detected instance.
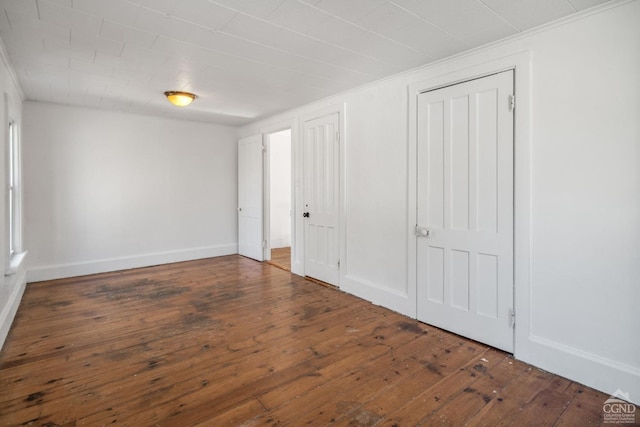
[263,128,293,264]
[408,52,531,359]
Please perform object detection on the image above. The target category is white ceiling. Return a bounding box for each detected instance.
[0,0,611,125]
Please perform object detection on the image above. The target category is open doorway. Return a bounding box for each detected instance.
[265,129,292,271]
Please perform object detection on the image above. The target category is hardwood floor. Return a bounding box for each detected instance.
[269,247,291,271]
[0,256,616,426]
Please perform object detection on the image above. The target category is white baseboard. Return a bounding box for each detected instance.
[270,238,291,249]
[0,268,27,350]
[525,335,640,405]
[27,244,238,283]
[340,274,416,318]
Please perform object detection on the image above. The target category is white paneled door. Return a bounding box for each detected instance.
[238,134,264,261]
[416,71,514,352]
[303,113,340,286]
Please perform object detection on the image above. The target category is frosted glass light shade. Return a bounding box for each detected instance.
[164,91,197,107]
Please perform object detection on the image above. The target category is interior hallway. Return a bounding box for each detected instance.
[269,247,291,271]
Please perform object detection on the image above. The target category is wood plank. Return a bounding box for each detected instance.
[465,366,557,426]
[416,353,530,426]
[0,255,616,426]
[554,386,606,426]
[294,331,479,425]
[374,347,502,426]
[269,246,291,271]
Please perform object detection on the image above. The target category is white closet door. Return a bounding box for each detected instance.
[416,71,515,352]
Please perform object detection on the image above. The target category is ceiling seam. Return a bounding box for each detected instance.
[299,1,438,61]
[387,0,471,48]
[565,0,580,13]
[149,34,360,93]
[216,12,414,74]
[69,1,434,81]
[476,0,520,32]
[116,9,386,81]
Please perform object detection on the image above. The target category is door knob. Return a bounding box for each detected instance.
[415,226,430,237]
[303,212,310,218]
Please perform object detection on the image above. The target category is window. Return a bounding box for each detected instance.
[5,118,25,276]
[8,120,18,256]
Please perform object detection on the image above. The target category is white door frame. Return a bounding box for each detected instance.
[259,121,297,267]
[408,52,531,358]
[299,103,346,285]
[263,127,293,262]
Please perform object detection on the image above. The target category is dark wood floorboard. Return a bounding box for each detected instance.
[0,255,625,426]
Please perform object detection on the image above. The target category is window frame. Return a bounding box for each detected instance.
[8,119,17,256]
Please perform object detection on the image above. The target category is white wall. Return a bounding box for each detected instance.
[240,1,640,404]
[269,130,291,249]
[0,43,26,350]
[24,102,238,281]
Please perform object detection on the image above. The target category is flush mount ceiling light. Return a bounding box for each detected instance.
[164,91,197,107]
